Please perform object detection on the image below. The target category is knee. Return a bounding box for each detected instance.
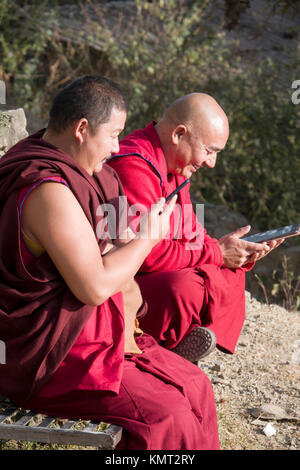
[122,279,143,313]
[161,269,204,297]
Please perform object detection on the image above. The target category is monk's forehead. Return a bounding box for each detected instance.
[166,93,226,131]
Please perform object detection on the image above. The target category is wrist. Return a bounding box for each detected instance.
[131,234,157,258]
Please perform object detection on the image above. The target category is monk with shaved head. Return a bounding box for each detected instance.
[108,93,281,362]
[156,93,229,177]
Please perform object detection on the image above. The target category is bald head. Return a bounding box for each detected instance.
[155,93,229,177]
[163,93,229,140]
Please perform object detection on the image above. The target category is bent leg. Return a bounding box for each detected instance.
[136,267,245,353]
[20,335,219,450]
[136,268,206,349]
[132,334,220,450]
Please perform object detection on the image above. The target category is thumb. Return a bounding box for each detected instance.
[163,194,177,215]
[232,225,251,239]
[152,197,166,214]
[155,197,166,208]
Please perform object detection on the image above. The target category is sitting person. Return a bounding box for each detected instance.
[108,93,282,362]
[0,77,219,450]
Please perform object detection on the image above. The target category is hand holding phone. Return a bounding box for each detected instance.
[242,223,300,243]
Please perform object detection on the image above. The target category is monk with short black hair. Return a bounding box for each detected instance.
[0,78,220,450]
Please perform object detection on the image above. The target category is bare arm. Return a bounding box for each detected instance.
[21,182,176,305]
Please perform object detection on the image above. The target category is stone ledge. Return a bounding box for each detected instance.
[0,107,28,158]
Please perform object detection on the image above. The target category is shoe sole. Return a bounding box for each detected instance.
[172,327,217,362]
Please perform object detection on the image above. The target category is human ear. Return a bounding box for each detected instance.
[74,118,89,144]
[171,125,187,145]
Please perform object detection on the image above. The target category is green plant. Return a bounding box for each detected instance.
[0,0,299,235]
[0,0,100,117]
[254,273,270,305]
[191,58,300,230]
[271,256,300,311]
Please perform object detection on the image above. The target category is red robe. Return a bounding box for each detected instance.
[108,121,253,353]
[0,130,220,450]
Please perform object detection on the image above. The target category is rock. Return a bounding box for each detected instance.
[291,339,300,365]
[23,109,46,135]
[191,197,251,239]
[291,351,300,365]
[249,403,300,421]
[211,377,231,386]
[237,336,249,347]
[211,362,222,372]
[0,107,28,158]
[263,423,277,437]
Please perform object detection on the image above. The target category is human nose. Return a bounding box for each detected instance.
[112,138,120,154]
[204,153,217,168]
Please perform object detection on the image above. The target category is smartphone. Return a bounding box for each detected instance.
[165,179,190,202]
[242,223,300,243]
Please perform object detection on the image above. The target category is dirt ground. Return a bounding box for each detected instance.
[199,291,300,450]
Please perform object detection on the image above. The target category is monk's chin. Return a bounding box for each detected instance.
[93,162,105,174]
[176,168,193,178]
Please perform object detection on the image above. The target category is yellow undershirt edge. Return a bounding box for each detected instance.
[22,229,45,257]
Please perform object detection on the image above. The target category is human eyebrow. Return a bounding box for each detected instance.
[209,145,225,152]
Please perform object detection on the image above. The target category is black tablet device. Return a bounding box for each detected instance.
[242,223,300,243]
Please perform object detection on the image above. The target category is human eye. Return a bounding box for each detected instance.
[207,147,219,155]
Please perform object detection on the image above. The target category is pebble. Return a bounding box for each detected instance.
[291,350,300,365]
[263,423,277,437]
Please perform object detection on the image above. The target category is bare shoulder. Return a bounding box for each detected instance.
[21,181,107,305]
[22,181,85,220]
[21,181,90,245]
[25,181,78,206]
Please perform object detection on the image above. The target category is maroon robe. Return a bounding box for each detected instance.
[0,130,126,402]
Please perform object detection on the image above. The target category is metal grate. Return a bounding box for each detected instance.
[0,399,122,449]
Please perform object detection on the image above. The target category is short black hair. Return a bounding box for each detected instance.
[48,75,128,134]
